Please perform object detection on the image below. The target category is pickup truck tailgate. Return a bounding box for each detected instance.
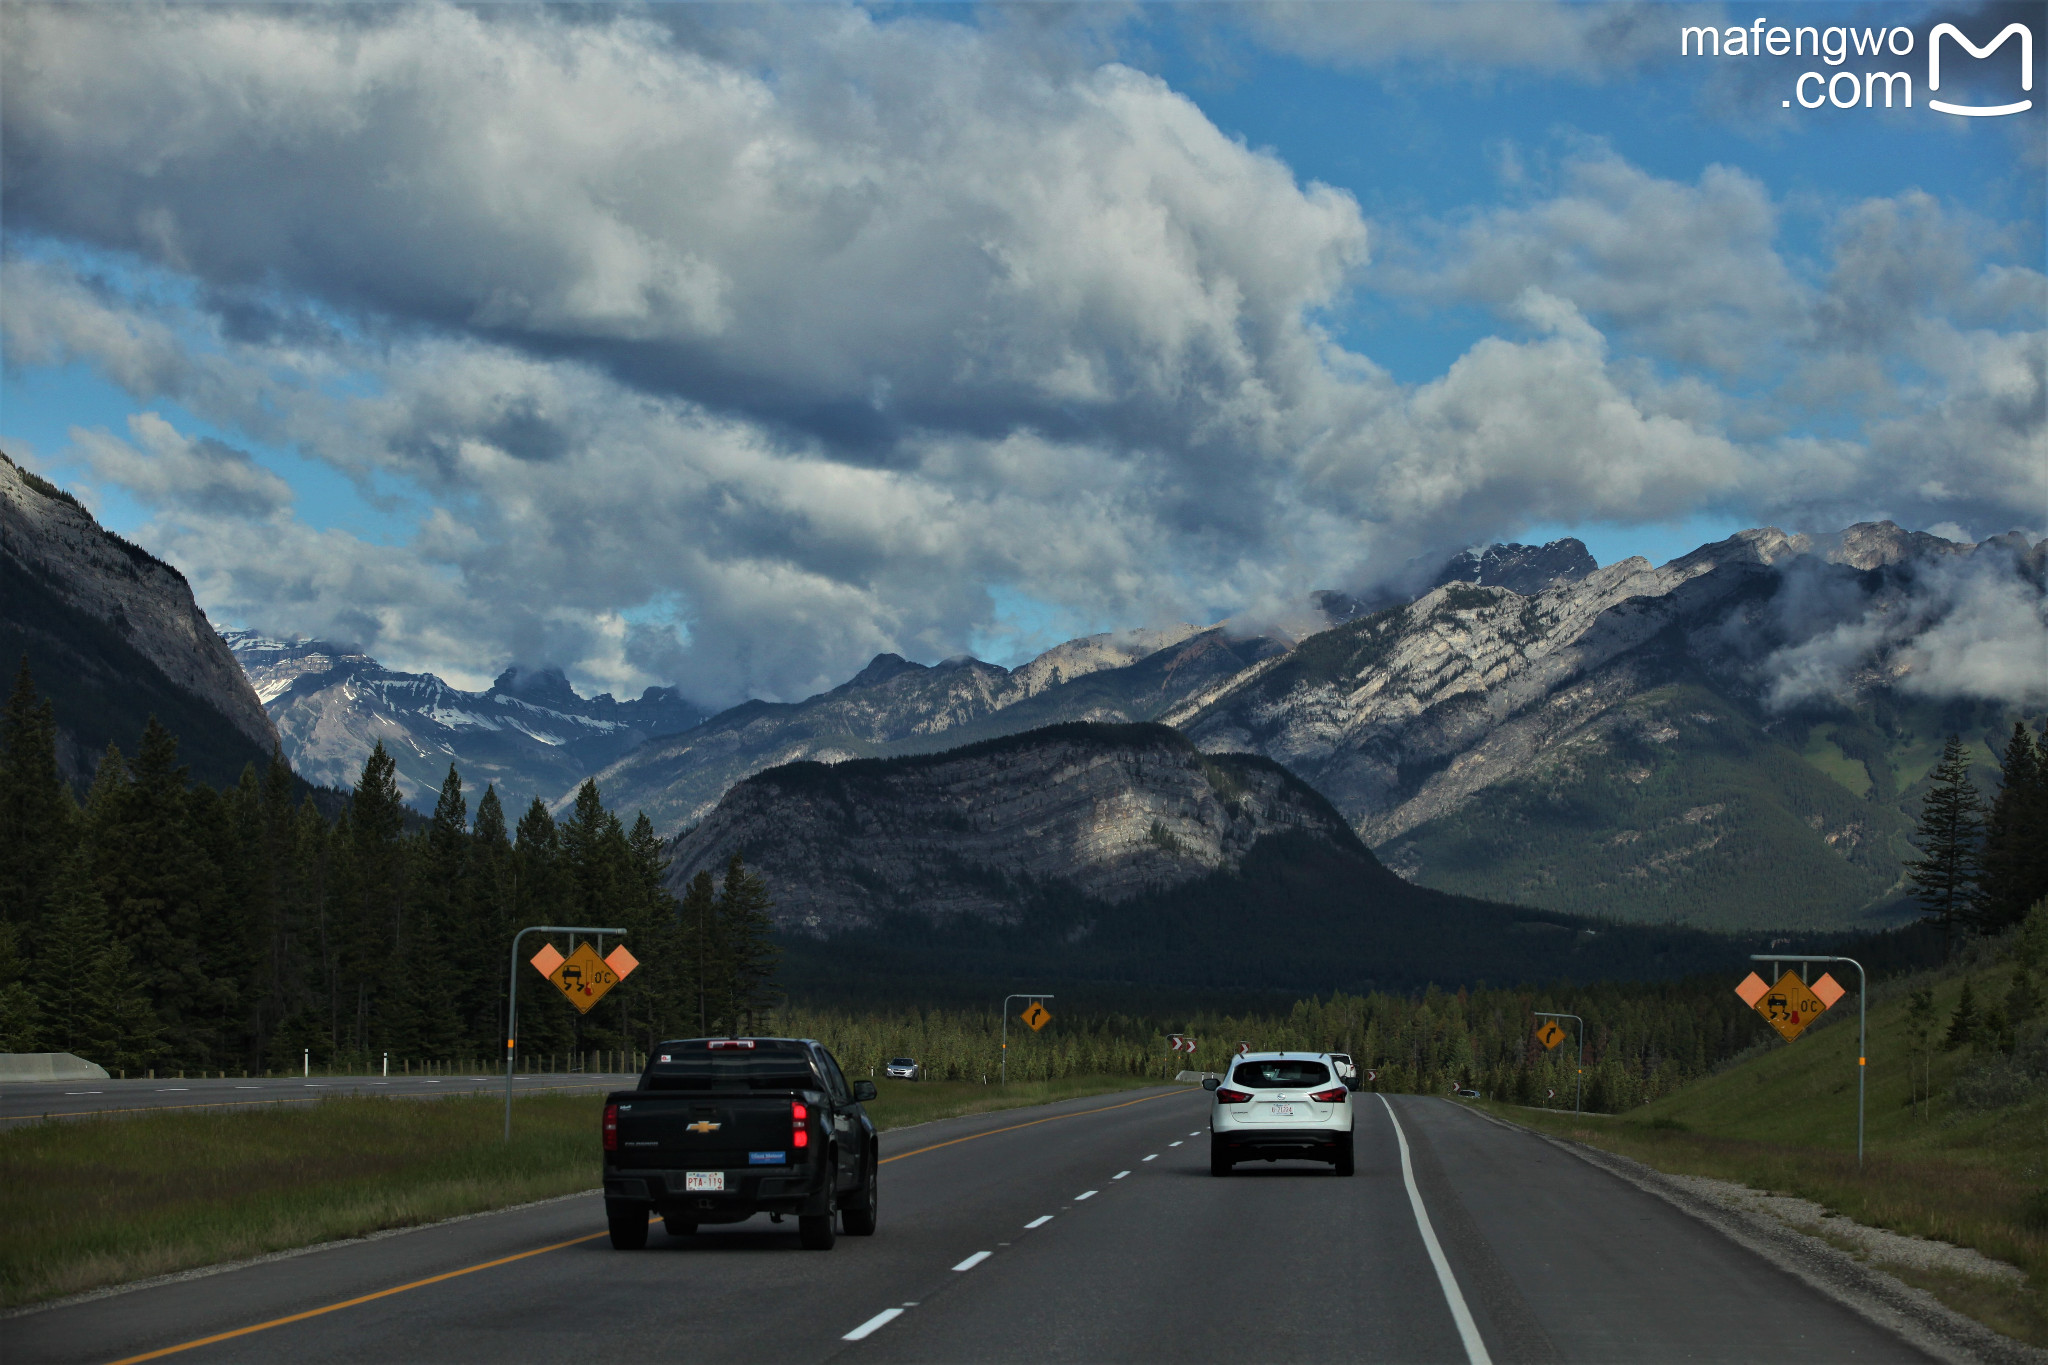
[612,1096,805,1169]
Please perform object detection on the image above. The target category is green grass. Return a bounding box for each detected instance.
[1482,957,2048,1346]
[0,1074,1161,1309]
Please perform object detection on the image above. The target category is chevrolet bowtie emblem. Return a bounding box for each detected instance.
[687,1120,721,1134]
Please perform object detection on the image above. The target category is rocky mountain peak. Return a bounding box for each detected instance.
[1435,538,1597,596]
[488,664,585,708]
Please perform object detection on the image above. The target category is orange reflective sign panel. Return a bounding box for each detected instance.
[1756,970,1826,1042]
[605,945,639,981]
[1535,1021,1566,1050]
[1021,1001,1051,1032]
[530,943,566,978]
[1733,972,1768,1008]
[1811,973,1845,1009]
[550,942,622,1014]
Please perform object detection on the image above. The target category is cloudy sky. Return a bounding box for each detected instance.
[3,1,2041,707]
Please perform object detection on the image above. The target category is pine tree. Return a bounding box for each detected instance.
[1908,734,1989,957]
[680,870,719,1034]
[400,766,468,1060]
[1983,723,2048,931]
[0,922,44,1052]
[0,658,74,929]
[713,854,780,1035]
[42,848,161,1070]
[1944,979,1979,1050]
[467,785,514,1056]
[346,743,408,1056]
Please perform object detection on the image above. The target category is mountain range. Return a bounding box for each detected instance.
[224,633,707,813]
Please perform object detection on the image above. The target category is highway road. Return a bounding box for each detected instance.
[0,1072,626,1123]
[11,1087,1935,1364]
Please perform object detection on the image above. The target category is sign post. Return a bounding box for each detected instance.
[1739,953,1866,1166]
[505,925,627,1141]
[999,993,1053,1085]
[1533,1011,1584,1114]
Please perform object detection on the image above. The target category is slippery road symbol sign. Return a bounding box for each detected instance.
[532,941,639,1015]
[1752,970,1827,1042]
[1536,1021,1566,1051]
[1021,1000,1051,1032]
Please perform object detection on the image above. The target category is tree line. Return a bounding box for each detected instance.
[0,662,779,1073]
[1909,724,2048,956]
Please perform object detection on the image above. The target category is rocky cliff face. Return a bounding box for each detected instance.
[664,722,1361,935]
[584,623,1286,834]
[1,453,277,783]
[228,633,705,812]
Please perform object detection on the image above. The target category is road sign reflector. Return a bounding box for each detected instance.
[605,945,639,980]
[1733,972,1768,1008]
[1812,973,1845,1009]
[1021,1000,1051,1031]
[1536,1021,1566,1050]
[549,941,621,1014]
[530,943,566,978]
[1756,970,1826,1042]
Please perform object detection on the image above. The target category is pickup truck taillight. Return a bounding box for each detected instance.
[603,1102,619,1151]
[1310,1086,1348,1103]
[791,1100,809,1149]
[1214,1087,1253,1104]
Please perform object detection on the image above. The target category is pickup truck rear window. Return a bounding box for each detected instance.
[644,1053,820,1092]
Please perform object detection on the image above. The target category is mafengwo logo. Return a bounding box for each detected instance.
[1680,18,2034,115]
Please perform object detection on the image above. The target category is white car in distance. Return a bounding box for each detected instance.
[884,1057,921,1080]
[1205,1051,1354,1176]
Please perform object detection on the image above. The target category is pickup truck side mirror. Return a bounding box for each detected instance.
[1201,1076,1220,1091]
[852,1079,878,1102]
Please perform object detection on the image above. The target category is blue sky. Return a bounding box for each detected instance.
[2,2,2040,701]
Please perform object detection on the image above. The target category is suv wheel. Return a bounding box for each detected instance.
[1209,1138,1234,1177]
[1332,1132,1355,1177]
[606,1200,649,1250]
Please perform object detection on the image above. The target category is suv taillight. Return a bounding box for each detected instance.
[1310,1086,1347,1103]
[1214,1087,1253,1104]
[603,1102,618,1151]
[792,1100,810,1149]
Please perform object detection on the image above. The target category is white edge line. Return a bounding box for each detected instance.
[1074,1190,1097,1201]
[1025,1215,1053,1228]
[952,1250,993,1271]
[843,1307,904,1341]
[1379,1095,1492,1365]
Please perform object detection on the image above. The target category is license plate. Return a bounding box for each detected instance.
[685,1171,724,1192]
[1268,1103,1295,1117]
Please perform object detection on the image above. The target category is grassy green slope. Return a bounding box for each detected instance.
[1382,684,1916,930]
[1497,942,2048,1344]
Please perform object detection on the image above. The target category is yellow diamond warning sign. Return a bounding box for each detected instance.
[1536,1021,1566,1051]
[534,941,638,1014]
[1755,970,1827,1042]
[1021,1000,1051,1032]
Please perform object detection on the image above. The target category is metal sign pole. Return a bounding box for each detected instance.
[1534,1011,1585,1113]
[999,993,1052,1086]
[1750,953,1865,1167]
[505,924,626,1142]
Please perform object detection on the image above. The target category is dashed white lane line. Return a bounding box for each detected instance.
[1189,1130,1200,1136]
[1142,1153,1157,1161]
[64,1091,102,1095]
[1074,1190,1097,1201]
[156,1088,189,1092]
[1112,1170,1130,1179]
[953,1251,993,1272]
[1025,1215,1054,1229]
[1169,1140,1183,1147]
[843,1308,904,1341]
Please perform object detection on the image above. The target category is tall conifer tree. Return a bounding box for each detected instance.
[1984,723,2048,930]
[1909,734,1989,957]
[0,658,73,928]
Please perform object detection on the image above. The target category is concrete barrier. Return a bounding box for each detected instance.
[0,1052,112,1083]
[1174,1069,1223,1084]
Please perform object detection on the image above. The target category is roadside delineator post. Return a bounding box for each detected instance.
[1533,1011,1584,1114]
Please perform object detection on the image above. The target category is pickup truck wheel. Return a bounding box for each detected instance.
[841,1155,878,1236]
[799,1211,837,1250]
[606,1200,650,1250]
[663,1215,697,1238]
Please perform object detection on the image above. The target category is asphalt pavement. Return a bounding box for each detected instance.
[0,1072,626,1123]
[10,1088,1936,1364]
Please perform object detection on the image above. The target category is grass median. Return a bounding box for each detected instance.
[0,1073,1164,1310]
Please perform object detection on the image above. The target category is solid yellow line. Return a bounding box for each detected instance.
[103,1230,610,1365]
[879,1087,1191,1164]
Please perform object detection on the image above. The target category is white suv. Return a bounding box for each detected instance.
[1206,1051,1353,1176]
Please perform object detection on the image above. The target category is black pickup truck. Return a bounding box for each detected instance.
[601,1036,879,1250]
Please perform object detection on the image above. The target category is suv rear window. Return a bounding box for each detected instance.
[1231,1059,1331,1090]
[644,1049,820,1092]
